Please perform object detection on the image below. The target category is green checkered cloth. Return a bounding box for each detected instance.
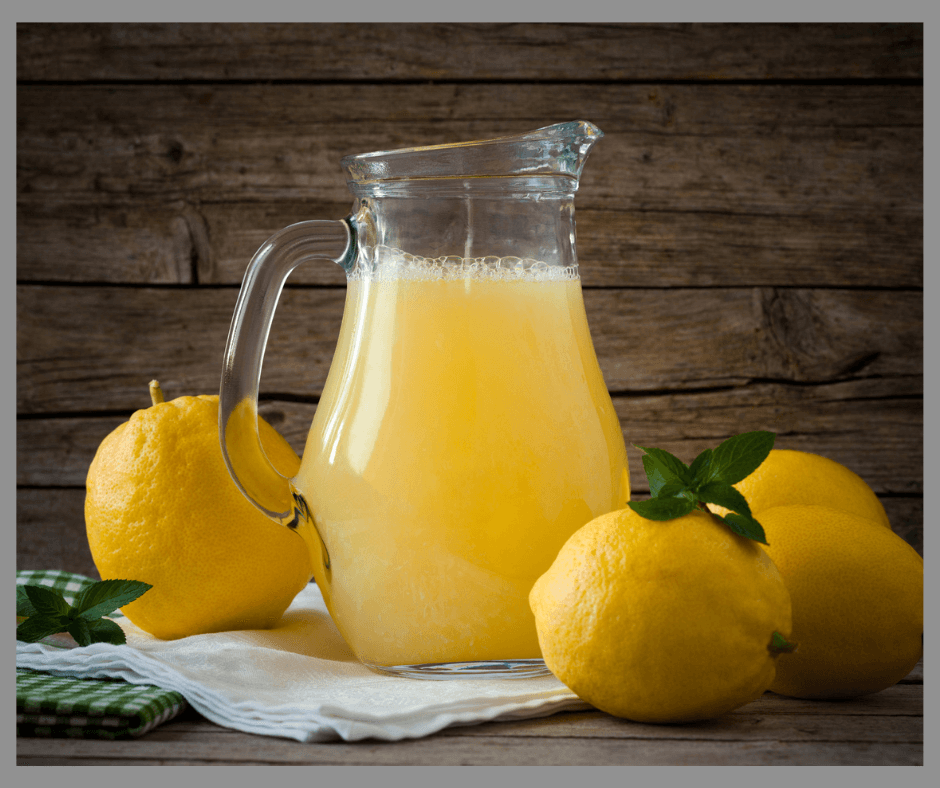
[16,570,187,739]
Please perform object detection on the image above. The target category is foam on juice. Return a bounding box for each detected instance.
[347,245,580,282]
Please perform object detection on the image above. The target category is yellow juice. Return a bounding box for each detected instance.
[296,257,629,667]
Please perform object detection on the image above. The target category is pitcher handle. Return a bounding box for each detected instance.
[219,219,356,525]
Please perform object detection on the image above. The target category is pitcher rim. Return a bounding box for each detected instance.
[340,120,604,185]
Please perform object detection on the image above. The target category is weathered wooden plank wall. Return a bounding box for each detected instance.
[16,23,923,578]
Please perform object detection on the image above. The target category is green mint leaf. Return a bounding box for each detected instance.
[696,481,752,518]
[84,618,128,646]
[23,585,71,618]
[68,618,93,647]
[635,445,694,487]
[628,496,697,521]
[73,579,152,621]
[717,512,768,544]
[689,448,713,486]
[17,579,147,647]
[626,432,776,536]
[657,479,692,499]
[17,586,39,618]
[17,614,69,643]
[708,431,775,485]
[642,454,671,498]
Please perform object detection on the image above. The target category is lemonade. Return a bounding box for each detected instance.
[295,251,629,669]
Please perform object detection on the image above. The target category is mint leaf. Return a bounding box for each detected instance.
[85,618,127,646]
[628,432,775,544]
[657,479,692,500]
[73,579,152,621]
[68,618,93,647]
[689,448,713,486]
[628,496,697,521]
[17,614,70,643]
[718,512,768,544]
[635,445,694,486]
[16,579,149,646]
[24,585,70,617]
[696,481,752,518]
[17,586,38,618]
[708,431,775,485]
[642,454,671,497]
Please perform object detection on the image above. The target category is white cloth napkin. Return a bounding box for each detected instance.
[16,582,590,742]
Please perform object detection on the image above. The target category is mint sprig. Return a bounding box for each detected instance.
[628,431,775,544]
[16,579,151,647]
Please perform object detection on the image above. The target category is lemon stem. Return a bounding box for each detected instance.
[149,380,165,406]
[768,631,798,655]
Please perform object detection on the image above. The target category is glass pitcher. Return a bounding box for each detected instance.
[220,121,630,679]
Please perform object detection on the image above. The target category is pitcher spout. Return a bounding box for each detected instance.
[512,119,604,180]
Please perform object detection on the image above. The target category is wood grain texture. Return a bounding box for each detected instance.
[15,679,923,766]
[16,23,924,82]
[16,285,922,413]
[17,84,923,198]
[16,81,921,287]
[18,200,923,289]
[17,83,921,279]
[16,490,98,579]
[15,744,923,767]
[16,380,924,494]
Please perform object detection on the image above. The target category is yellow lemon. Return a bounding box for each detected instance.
[710,449,890,528]
[759,505,923,699]
[85,381,313,640]
[529,507,792,723]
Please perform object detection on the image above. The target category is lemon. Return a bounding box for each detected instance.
[85,381,313,640]
[710,449,890,528]
[759,505,922,699]
[529,507,792,723]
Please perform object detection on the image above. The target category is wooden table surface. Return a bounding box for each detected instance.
[16,660,923,766]
[16,24,923,766]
